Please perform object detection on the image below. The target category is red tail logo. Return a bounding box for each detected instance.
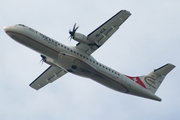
[126,76,147,89]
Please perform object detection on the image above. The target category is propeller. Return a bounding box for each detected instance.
[69,23,79,42]
[40,55,46,65]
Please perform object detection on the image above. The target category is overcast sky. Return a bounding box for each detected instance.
[1,0,180,120]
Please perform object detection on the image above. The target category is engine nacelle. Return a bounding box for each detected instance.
[44,56,58,67]
[74,33,91,44]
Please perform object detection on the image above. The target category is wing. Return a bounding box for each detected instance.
[76,10,131,55]
[29,66,67,90]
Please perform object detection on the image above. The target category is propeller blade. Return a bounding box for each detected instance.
[40,55,46,61]
[74,25,79,32]
[73,23,77,31]
[68,23,80,43]
[69,23,79,38]
[39,55,46,65]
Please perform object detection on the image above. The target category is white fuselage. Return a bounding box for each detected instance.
[4,24,161,101]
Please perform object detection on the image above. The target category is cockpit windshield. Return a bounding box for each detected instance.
[17,24,25,27]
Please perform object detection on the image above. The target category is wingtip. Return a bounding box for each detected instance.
[121,10,131,14]
[167,63,176,68]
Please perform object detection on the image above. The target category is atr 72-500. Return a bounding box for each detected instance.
[4,10,175,101]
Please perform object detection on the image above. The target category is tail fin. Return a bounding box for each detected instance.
[140,63,175,94]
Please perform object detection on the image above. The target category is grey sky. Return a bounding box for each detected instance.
[1,0,180,120]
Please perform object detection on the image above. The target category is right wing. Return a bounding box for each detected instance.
[29,66,67,90]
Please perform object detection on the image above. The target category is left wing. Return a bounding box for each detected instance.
[76,10,131,55]
[29,66,67,90]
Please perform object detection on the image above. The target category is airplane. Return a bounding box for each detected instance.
[4,10,175,101]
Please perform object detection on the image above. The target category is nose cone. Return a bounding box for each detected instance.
[3,26,9,33]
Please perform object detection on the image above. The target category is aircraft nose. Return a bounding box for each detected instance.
[3,26,10,32]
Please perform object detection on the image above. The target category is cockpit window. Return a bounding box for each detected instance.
[18,24,25,27]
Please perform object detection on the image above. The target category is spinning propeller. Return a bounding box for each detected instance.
[69,23,79,42]
[40,55,46,65]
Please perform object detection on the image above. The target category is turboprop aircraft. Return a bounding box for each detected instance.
[4,10,175,101]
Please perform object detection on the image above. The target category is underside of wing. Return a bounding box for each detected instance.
[76,10,131,55]
[29,66,67,90]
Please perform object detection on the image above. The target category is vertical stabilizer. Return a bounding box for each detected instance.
[140,63,175,94]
